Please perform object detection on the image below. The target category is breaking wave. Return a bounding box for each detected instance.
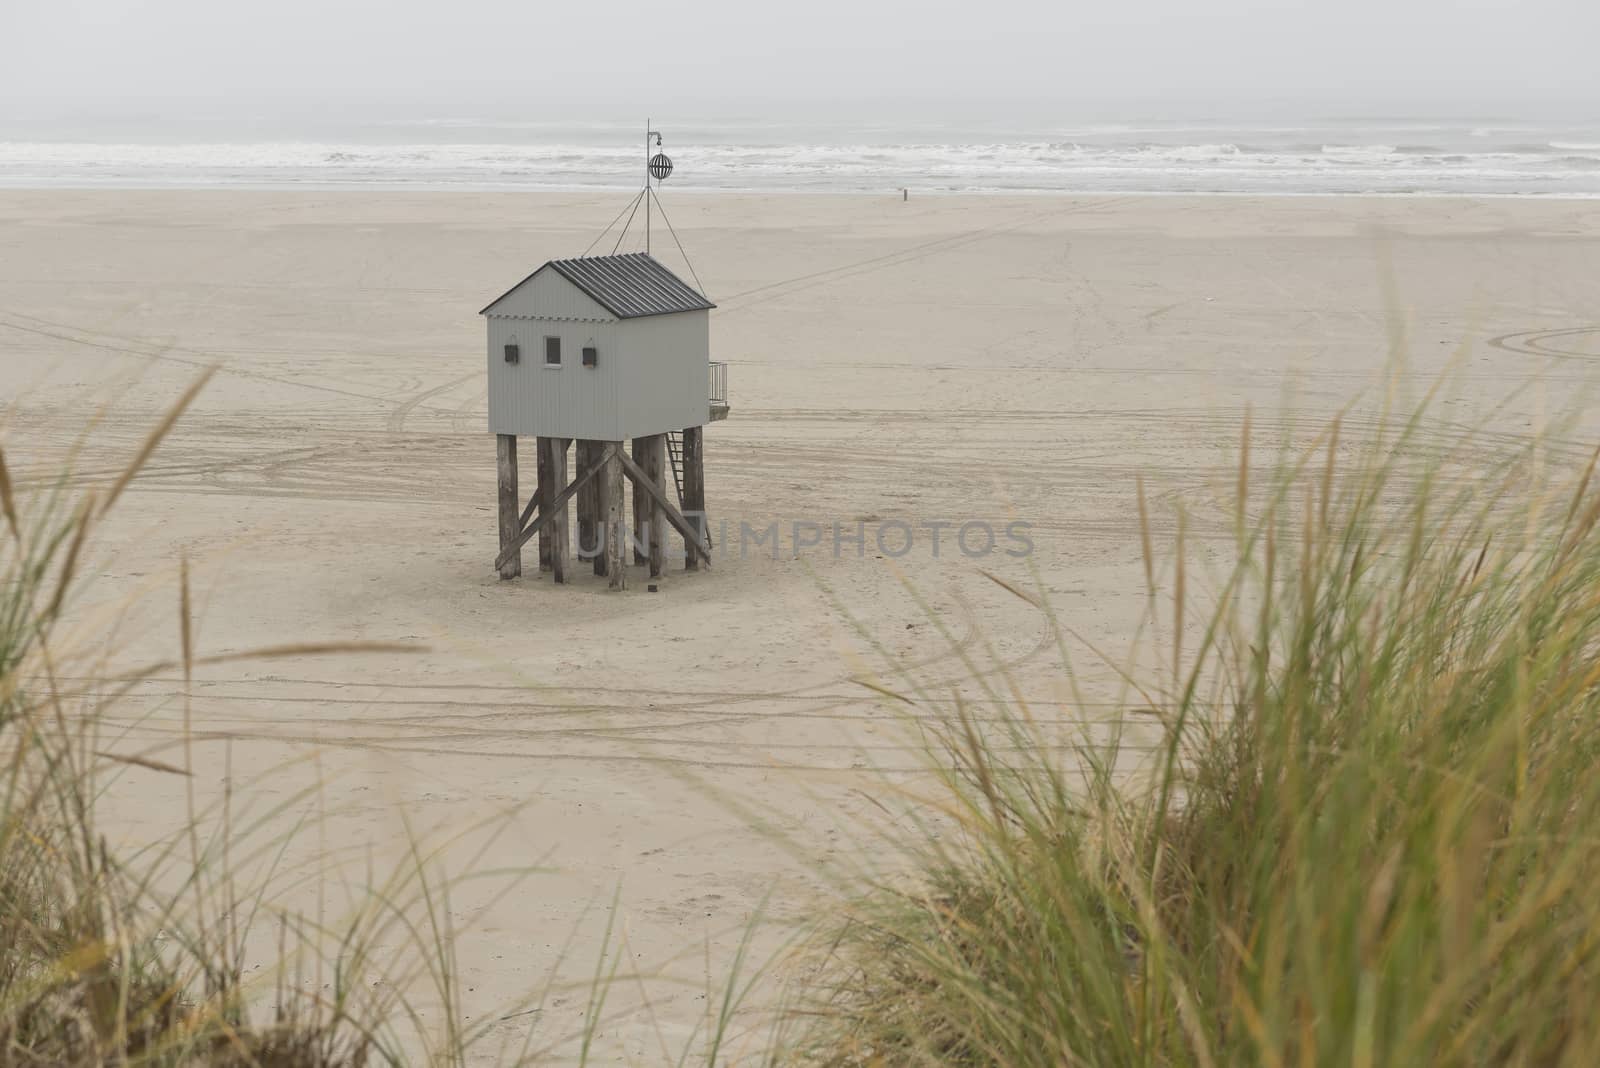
[3,121,1599,195]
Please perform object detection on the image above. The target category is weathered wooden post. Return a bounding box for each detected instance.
[545,437,571,582]
[535,436,554,572]
[496,434,520,580]
[631,438,650,565]
[605,442,627,590]
[682,425,705,571]
[575,440,601,575]
[640,434,667,578]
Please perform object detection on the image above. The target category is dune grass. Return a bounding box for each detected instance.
[785,401,1600,1066]
[19,371,1600,1065]
[0,384,554,1066]
[0,381,776,1066]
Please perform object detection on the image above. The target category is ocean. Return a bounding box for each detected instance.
[2,116,1598,196]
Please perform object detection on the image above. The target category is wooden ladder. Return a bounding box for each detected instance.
[664,430,711,550]
[666,430,686,506]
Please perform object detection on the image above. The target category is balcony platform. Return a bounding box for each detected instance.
[708,361,729,423]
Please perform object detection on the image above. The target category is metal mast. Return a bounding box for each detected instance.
[581,127,674,259]
[644,122,672,254]
[645,120,651,253]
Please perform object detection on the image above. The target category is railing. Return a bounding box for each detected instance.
[709,361,728,406]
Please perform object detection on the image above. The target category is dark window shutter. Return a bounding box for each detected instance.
[503,343,520,364]
[582,346,598,367]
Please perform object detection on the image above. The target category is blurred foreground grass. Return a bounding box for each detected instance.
[784,400,1600,1066]
[0,375,540,1066]
[0,375,765,1066]
[14,372,1600,1067]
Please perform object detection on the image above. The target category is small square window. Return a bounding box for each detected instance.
[582,346,598,367]
[544,337,561,365]
[503,342,520,364]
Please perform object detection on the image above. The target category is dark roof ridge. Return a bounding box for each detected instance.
[481,252,714,319]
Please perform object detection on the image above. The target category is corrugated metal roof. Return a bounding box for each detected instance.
[548,254,715,319]
[481,252,714,320]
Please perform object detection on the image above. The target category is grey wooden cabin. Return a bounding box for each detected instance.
[482,252,726,589]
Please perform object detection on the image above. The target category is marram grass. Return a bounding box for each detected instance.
[0,384,567,1066]
[786,404,1600,1067]
[0,380,768,1066]
[0,380,444,1066]
[17,375,1600,1066]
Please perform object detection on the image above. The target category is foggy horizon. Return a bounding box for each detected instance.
[4,0,1597,126]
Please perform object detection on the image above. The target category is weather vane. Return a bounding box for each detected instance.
[584,122,688,258]
[648,130,673,183]
[645,121,673,252]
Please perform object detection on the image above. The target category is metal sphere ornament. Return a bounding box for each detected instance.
[648,153,674,181]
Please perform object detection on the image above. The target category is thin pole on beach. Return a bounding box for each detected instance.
[645,119,652,254]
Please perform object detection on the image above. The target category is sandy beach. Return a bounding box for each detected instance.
[2,190,1598,1060]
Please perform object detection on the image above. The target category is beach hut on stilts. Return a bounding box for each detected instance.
[484,124,728,589]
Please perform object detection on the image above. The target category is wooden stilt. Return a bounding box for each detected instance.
[604,442,626,590]
[496,434,520,580]
[631,438,649,565]
[584,441,608,577]
[681,425,706,571]
[545,437,571,583]
[576,440,599,573]
[493,448,610,572]
[616,447,713,567]
[642,434,667,578]
[535,435,554,572]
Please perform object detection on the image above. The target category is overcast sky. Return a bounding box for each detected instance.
[3,0,1597,123]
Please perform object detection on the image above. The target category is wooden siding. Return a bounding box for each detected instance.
[483,271,710,440]
[482,267,616,321]
[616,311,711,437]
[486,317,625,439]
